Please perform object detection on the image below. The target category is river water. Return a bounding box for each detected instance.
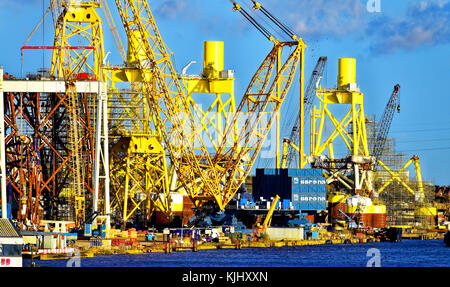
[24,239,449,268]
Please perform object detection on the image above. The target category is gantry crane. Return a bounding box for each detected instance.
[282,56,327,168]
[113,0,305,211]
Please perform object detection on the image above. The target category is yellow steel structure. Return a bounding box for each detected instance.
[105,64,172,226]
[377,155,424,201]
[377,155,438,227]
[113,0,305,211]
[109,136,171,226]
[49,0,105,227]
[50,1,105,79]
[203,41,224,79]
[312,59,369,158]
[308,58,374,196]
[102,15,172,226]
[181,41,237,151]
[281,138,299,169]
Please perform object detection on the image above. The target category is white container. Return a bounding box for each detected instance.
[220,70,234,79]
[43,235,57,249]
[266,227,304,241]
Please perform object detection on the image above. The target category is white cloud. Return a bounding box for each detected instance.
[258,0,367,39]
[152,0,368,40]
[155,0,188,20]
[368,0,450,53]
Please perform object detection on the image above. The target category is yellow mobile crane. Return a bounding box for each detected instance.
[113,0,305,211]
[256,195,280,234]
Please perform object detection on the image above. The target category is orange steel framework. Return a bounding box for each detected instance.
[3,85,96,226]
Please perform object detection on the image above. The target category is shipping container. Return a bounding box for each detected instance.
[287,168,323,177]
[282,199,291,210]
[253,168,326,211]
[84,224,92,237]
[266,227,304,240]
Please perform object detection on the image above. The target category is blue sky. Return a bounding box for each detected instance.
[0,0,449,186]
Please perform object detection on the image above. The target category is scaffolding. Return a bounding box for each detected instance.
[365,115,436,228]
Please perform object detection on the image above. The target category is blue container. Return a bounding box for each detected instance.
[292,191,326,211]
[287,168,324,177]
[101,224,106,237]
[262,168,277,175]
[84,224,92,237]
[282,199,290,210]
[311,231,319,240]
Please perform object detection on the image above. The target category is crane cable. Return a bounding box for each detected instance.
[251,0,296,39]
[230,0,273,41]
[242,0,286,42]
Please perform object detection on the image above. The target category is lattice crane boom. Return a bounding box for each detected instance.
[114,0,305,210]
[372,84,400,168]
[101,0,127,63]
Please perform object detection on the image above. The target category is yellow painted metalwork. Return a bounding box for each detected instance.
[276,47,282,169]
[281,138,299,169]
[127,30,149,69]
[412,155,424,200]
[181,41,237,152]
[299,46,306,167]
[203,41,224,79]
[416,206,437,216]
[377,157,416,196]
[377,155,426,210]
[308,58,374,196]
[311,59,368,158]
[104,67,172,225]
[257,194,280,232]
[330,193,349,204]
[50,1,105,227]
[95,1,173,226]
[50,1,105,79]
[114,0,305,211]
[110,136,171,226]
[337,58,356,89]
[281,139,289,169]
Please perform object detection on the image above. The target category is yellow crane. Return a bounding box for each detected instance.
[50,0,106,227]
[281,138,300,169]
[113,0,305,211]
[98,0,172,227]
[100,0,127,63]
[256,195,280,233]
